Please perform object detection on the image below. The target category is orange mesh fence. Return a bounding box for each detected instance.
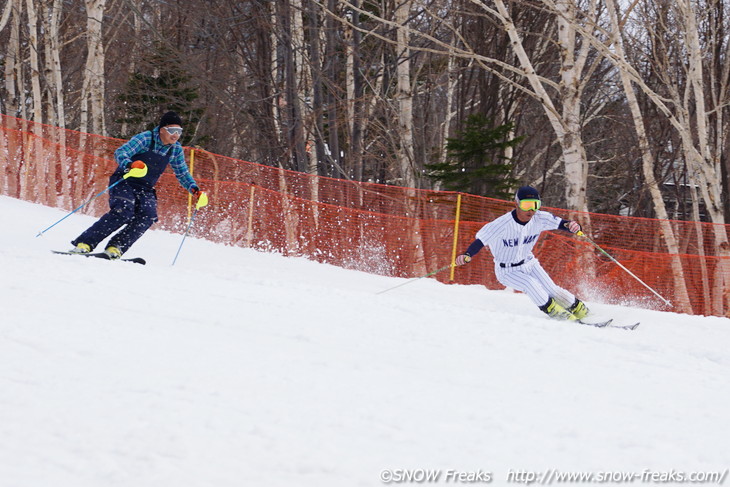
[2,114,729,317]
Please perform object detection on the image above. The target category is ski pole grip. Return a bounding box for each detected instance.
[123,164,148,179]
[195,191,209,209]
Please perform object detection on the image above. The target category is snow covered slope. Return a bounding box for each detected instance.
[1,195,728,486]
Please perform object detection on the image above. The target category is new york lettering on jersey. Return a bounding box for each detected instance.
[477,211,562,265]
[501,234,538,247]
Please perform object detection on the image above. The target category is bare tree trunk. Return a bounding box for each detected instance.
[684,146,712,314]
[436,36,459,191]
[606,0,692,314]
[324,0,341,178]
[554,0,588,212]
[677,0,728,315]
[291,0,320,228]
[306,0,326,174]
[25,0,42,123]
[4,0,23,118]
[280,0,307,172]
[395,0,416,188]
[0,0,13,31]
[269,1,283,143]
[291,0,317,174]
[81,0,106,135]
[489,0,592,211]
[41,2,55,125]
[344,0,365,182]
[120,0,141,136]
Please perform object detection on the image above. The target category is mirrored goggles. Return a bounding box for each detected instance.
[518,199,541,211]
[164,127,183,135]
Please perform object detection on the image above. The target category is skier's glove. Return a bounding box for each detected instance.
[190,186,201,197]
[567,221,582,234]
[455,254,472,266]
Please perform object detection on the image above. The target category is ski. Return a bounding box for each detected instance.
[578,318,640,330]
[578,319,613,328]
[52,250,146,265]
[608,322,640,330]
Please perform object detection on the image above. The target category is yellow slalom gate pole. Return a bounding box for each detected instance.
[245,185,256,245]
[187,149,196,222]
[449,193,462,281]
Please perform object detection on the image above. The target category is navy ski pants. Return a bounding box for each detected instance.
[72,179,158,253]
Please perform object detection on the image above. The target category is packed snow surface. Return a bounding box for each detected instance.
[1,195,728,486]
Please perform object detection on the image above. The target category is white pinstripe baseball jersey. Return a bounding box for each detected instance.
[475,210,563,266]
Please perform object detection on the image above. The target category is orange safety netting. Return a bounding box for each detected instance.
[2,114,729,317]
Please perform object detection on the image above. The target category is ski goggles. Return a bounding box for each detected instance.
[518,199,541,211]
[164,127,183,135]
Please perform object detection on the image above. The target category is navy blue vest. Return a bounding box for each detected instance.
[112,131,172,189]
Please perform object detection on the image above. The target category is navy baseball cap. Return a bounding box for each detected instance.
[515,186,540,201]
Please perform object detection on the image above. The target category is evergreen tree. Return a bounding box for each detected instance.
[115,45,204,146]
[426,114,521,199]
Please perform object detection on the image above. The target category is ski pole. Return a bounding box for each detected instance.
[376,264,453,295]
[34,166,148,238]
[172,191,208,266]
[577,231,672,307]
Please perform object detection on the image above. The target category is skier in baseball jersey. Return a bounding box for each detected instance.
[454,186,589,321]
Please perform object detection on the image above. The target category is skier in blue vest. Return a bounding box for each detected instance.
[68,111,203,258]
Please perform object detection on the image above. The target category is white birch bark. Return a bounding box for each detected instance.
[120,0,142,136]
[291,0,320,227]
[345,9,355,144]
[553,0,589,212]
[0,0,13,31]
[25,0,42,124]
[269,1,282,140]
[677,0,728,314]
[437,37,458,192]
[50,0,66,129]
[488,0,593,211]
[46,0,66,205]
[394,0,416,188]
[395,0,426,275]
[41,2,54,125]
[80,0,106,135]
[4,0,23,118]
[606,0,692,314]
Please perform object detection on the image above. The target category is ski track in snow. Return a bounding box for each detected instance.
[1,195,729,486]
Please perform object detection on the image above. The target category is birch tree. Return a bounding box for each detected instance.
[593,0,730,313]
[485,0,606,212]
[394,0,417,188]
[3,0,23,118]
[43,0,65,128]
[291,0,318,176]
[25,0,42,123]
[80,0,106,135]
[605,0,693,314]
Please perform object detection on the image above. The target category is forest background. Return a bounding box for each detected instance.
[2,0,730,229]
